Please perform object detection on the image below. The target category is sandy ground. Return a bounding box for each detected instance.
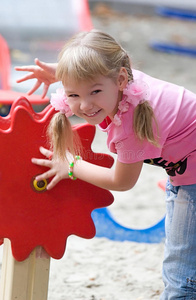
[1,4,196,300]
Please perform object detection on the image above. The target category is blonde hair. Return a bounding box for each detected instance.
[56,29,133,84]
[134,103,159,147]
[47,112,82,160]
[50,29,159,159]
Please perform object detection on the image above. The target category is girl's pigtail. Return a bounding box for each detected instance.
[47,113,82,160]
[122,52,133,82]
[133,102,159,147]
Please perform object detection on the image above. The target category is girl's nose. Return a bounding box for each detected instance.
[80,99,93,112]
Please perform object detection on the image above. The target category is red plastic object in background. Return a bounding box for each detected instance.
[0,90,50,105]
[76,0,93,31]
[0,97,114,261]
[0,35,11,90]
[158,179,167,191]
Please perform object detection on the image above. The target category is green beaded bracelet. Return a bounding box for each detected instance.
[68,155,81,180]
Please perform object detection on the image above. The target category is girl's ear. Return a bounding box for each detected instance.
[117,67,128,91]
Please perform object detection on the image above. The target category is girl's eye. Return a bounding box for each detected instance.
[92,89,101,95]
[68,94,79,98]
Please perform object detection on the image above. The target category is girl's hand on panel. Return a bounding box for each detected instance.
[15,58,58,98]
[31,146,69,190]
[31,147,143,192]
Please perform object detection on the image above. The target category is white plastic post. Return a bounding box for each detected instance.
[0,238,50,300]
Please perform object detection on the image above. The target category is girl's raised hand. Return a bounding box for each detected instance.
[15,58,58,98]
[31,146,69,190]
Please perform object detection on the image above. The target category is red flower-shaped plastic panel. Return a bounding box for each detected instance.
[0,97,114,261]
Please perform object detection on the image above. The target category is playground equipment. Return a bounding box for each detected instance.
[93,176,166,242]
[72,0,93,31]
[150,6,196,57]
[150,41,196,58]
[156,6,196,21]
[0,34,50,116]
[0,35,10,90]
[0,35,11,116]
[0,96,167,298]
[92,178,166,244]
[0,97,114,299]
[92,208,165,244]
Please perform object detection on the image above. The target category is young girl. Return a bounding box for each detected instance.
[16,29,196,299]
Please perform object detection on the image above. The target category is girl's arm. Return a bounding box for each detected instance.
[32,147,143,191]
[15,58,58,98]
[73,159,143,191]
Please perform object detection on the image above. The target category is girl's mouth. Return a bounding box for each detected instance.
[84,109,101,117]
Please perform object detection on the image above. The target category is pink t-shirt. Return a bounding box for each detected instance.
[98,69,196,186]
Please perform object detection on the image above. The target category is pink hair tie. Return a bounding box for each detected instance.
[113,79,150,126]
[50,88,74,117]
[123,80,150,107]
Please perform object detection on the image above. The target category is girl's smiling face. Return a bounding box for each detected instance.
[64,70,128,125]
